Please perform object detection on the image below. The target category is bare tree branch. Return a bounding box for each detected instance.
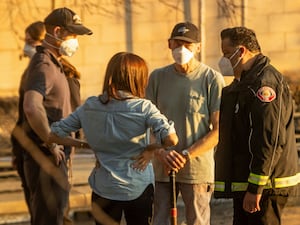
[158,0,184,13]
[217,0,240,24]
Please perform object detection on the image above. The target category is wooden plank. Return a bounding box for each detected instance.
[0,184,92,215]
[294,112,300,118]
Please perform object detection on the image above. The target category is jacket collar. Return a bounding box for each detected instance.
[226,54,270,93]
[240,53,270,82]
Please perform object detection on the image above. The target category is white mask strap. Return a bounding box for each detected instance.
[229,48,240,60]
[46,32,64,42]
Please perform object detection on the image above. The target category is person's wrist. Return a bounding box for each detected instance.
[47,143,57,152]
[154,148,165,158]
[158,148,165,156]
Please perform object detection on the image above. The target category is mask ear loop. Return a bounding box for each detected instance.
[46,32,64,42]
[231,48,243,69]
[229,48,240,60]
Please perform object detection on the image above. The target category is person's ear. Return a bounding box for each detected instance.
[195,42,201,53]
[53,26,63,39]
[239,46,246,56]
[168,39,172,49]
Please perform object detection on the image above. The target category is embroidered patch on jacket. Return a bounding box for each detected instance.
[256,86,276,102]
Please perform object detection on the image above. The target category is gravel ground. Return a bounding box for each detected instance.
[5,197,300,225]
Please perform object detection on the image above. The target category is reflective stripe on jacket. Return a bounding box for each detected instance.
[215,173,300,192]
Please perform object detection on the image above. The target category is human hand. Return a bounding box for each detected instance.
[131,147,154,171]
[243,191,262,213]
[49,143,65,166]
[160,149,186,173]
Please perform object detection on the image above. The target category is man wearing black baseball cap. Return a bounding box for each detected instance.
[42,7,92,57]
[44,7,92,35]
[145,22,225,225]
[169,21,200,43]
[22,7,92,225]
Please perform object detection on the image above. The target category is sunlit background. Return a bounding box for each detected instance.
[0,1,299,224]
[0,0,299,99]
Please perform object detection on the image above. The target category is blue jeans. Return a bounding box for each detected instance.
[153,182,213,225]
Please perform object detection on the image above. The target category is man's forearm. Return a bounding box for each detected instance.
[23,91,51,142]
[48,132,89,149]
[187,111,220,158]
[26,104,51,142]
[188,128,219,157]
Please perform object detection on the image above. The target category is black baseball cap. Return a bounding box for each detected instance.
[170,22,200,43]
[44,7,92,35]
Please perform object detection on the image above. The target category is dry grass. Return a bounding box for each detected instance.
[0,97,18,156]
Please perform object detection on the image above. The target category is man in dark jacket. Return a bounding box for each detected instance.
[215,26,299,225]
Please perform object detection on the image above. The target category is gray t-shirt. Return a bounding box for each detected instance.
[146,63,225,183]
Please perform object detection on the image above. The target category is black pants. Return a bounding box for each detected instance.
[11,136,31,213]
[24,154,69,225]
[233,192,288,225]
[92,184,154,225]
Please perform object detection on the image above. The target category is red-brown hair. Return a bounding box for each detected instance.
[102,52,148,103]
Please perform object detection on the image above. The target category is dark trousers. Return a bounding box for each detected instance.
[92,184,154,225]
[24,154,69,225]
[233,192,288,225]
[11,137,32,215]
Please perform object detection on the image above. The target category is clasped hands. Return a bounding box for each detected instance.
[131,146,187,173]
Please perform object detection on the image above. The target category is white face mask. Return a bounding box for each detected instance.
[172,46,194,65]
[23,43,36,58]
[218,48,241,76]
[45,32,79,57]
[59,38,79,57]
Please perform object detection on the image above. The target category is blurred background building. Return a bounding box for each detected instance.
[0,0,299,101]
[0,1,299,223]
